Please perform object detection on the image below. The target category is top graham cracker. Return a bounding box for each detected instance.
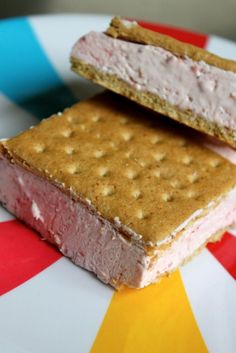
[2,92,236,246]
[106,17,236,74]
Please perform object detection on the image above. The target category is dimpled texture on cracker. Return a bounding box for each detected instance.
[2,92,236,246]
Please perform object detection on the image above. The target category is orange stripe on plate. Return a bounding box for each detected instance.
[90,271,208,353]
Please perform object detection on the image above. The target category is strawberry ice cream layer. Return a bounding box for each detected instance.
[1,155,236,288]
[72,32,236,132]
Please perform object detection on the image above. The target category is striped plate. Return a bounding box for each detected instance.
[0,14,236,353]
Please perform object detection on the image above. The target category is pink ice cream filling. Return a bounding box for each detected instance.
[72,32,236,133]
[1,155,236,288]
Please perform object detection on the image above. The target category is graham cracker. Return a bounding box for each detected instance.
[1,92,236,247]
[70,17,236,148]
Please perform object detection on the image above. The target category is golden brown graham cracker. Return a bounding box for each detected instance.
[70,17,236,148]
[1,92,236,247]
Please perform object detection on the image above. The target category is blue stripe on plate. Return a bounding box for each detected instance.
[0,17,76,118]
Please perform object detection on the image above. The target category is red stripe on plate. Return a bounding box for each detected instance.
[138,20,208,48]
[207,232,236,280]
[0,220,62,295]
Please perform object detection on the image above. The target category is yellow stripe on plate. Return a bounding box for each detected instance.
[90,271,208,353]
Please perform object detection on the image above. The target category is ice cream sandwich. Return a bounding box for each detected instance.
[1,92,236,288]
[71,17,236,148]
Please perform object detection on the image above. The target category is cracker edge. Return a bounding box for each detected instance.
[115,228,225,289]
[0,138,234,253]
[106,17,236,74]
[71,58,236,148]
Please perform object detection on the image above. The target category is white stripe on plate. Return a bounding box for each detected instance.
[206,35,236,60]
[0,337,29,353]
[181,249,236,353]
[228,227,236,236]
[0,207,14,222]
[0,257,113,353]
[28,14,112,100]
[0,94,39,139]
